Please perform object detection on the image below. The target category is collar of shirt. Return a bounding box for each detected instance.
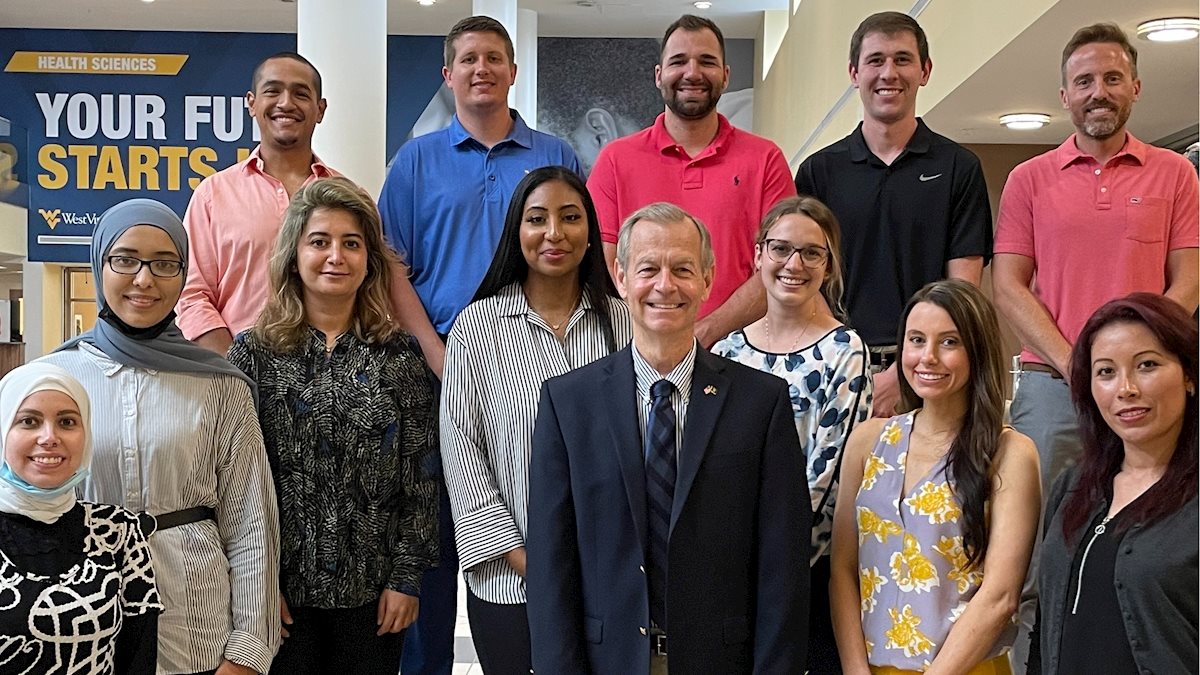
[648,112,735,160]
[239,144,332,178]
[493,282,595,322]
[631,339,697,407]
[1055,131,1148,170]
[447,109,534,150]
[848,117,933,164]
[74,341,159,377]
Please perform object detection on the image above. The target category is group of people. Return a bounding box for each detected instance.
[0,8,1195,675]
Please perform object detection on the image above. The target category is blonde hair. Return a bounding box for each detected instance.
[253,177,402,353]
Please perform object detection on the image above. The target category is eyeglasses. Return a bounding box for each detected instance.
[761,239,829,267]
[106,255,184,278]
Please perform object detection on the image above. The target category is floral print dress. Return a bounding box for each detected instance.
[854,413,1015,670]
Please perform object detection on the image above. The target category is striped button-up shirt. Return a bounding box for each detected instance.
[41,342,281,674]
[441,283,632,604]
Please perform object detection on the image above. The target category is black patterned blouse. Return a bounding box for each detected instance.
[228,328,439,609]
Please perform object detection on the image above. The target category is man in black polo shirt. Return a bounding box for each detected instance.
[795,11,991,417]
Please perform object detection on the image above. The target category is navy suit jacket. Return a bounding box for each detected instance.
[527,346,812,674]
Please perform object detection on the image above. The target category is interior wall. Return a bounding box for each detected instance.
[755,0,1061,168]
[965,142,1058,397]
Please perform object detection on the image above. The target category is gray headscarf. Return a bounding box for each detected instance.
[54,199,256,396]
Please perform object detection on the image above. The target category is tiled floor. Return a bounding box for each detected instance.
[451,576,481,675]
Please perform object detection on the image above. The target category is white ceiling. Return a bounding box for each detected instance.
[925,0,1200,145]
[0,0,786,38]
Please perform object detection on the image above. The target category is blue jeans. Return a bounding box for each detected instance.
[1007,370,1083,675]
[401,479,458,675]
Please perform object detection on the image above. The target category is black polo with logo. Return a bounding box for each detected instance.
[794,118,992,347]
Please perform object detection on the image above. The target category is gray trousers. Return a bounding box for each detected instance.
[1007,370,1084,674]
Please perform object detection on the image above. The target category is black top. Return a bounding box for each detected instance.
[1058,508,1139,673]
[794,119,992,345]
[0,503,160,675]
[1031,468,1199,675]
[228,328,440,609]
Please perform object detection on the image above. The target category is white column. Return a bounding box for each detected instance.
[297,0,387,196]
[515,9,538,129]
[472,0,536,125]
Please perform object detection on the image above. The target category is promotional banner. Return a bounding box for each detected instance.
[0,29,443,262]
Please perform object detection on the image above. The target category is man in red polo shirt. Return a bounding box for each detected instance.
[993,22,1198,673]
[587,14,795,348]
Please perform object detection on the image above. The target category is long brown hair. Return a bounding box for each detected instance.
[253,177,401,353]
[1062,293,1198,540]
[896,280,1008,570]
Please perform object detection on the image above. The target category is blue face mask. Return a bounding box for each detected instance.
[0,461,89,498]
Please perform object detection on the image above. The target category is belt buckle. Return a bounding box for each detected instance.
[136,512,158,537]
[651,633,668,656]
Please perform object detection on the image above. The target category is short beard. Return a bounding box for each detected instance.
[1078,102,1131,141]
[662,87,721,121]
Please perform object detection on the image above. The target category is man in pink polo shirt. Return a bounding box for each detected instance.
[993,24,1198,671]
[587,14,795,348]
[179,52,440,370]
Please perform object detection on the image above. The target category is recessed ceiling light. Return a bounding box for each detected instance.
[417,0,436,5]
[1136,18,1200,42]
[999,113,1051,130]
[141,0,155,4]
[693,1,713,8]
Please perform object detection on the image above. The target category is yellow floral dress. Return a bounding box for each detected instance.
[854,413,1014,672]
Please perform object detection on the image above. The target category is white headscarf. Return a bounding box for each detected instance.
[0,362,93,523]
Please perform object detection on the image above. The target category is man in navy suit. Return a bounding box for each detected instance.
[527,202,811,674]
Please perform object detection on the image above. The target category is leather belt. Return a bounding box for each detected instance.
[137,506,216,536]
[868,345,898,370]
[650,631,668,656]
[1021,362,1064,380]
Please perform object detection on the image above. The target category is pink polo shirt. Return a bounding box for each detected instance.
[994,133,1199,365]
[587,113,796,318]
[177,146,337,340]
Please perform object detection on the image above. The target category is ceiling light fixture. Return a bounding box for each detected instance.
[693,1,713,9]
[417,0,436,6]
[999,113,1051,130]
[1136,18,1200,42]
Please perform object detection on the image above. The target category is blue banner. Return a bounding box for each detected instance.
[0,29,443,262]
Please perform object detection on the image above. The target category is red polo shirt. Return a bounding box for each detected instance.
[588,113,796,318]
[995,133,1199,364]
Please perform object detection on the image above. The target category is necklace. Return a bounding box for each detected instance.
[764,305,819,353]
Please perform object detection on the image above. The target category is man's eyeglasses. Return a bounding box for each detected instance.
[761,240,829,267]
[106,256,184,278]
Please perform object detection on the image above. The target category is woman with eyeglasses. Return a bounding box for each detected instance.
[712,195,872,672]
[42,199,280,675]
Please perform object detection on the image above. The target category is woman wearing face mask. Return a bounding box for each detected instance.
[712,195,872,672]
[1029,293,1198,674]
[226,177,438,675]
[0,362,161,674]
[42,199,280,675]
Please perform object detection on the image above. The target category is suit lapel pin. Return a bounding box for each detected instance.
[703,385,717,396]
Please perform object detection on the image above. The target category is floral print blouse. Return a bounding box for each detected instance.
[854,413,1015,670]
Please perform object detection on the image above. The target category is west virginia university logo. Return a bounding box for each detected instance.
[38,208,62,229]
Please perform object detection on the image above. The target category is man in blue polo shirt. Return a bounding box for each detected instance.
[795,11,991,420]
[377,14,579,675]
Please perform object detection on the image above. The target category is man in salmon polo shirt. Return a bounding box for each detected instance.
[178,52,440,368]
[993,22,1198,673]
[586,14,796,349]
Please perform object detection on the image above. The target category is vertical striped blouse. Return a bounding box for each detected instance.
[40,342,281,675]
[441,283,632,604]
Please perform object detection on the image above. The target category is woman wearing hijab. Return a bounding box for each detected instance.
[0,362,161,674]
[41,198,281,675]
